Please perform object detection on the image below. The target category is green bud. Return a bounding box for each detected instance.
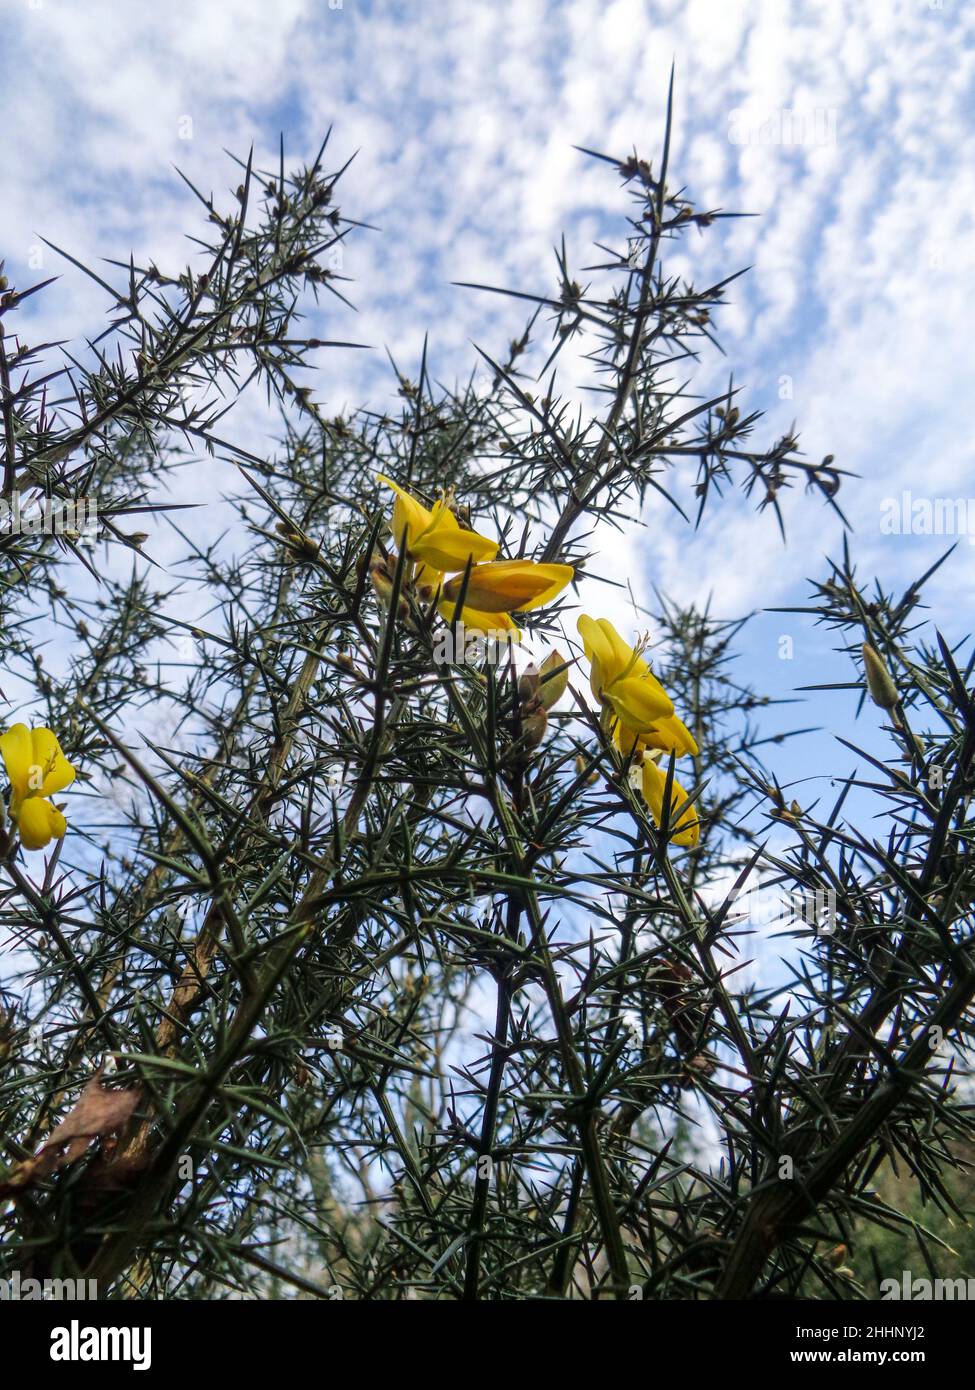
[517,667,540,705]
[538,650,570,710]
[520,708,548,750]
[862,642,899,710]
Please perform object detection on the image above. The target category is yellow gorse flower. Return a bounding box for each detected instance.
[439,560,574,634]
[442,560,573,612]
[577,615,700,846]
[0,723,76,851]
[378,475,498,572]
[378,475,573,636]
[640,757,700,848]
[577,616,697,754]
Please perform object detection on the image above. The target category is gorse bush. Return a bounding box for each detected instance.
[1,95,973,1301]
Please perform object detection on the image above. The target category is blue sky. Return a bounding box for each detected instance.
[3,0,974,814]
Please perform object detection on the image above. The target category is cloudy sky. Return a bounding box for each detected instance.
[3,0,974,800]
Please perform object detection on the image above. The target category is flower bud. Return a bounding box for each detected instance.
[518,667,540,705]
[519,707,548,751]
[370,558,395,603]
[293,535,320,561]
[277,523,320,561]
[575,753,600,784]
[538,650,569,710]
[370,559,408,621]
[862,642,899,710]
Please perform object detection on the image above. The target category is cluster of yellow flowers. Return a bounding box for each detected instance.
[0,724,76,851]
[376,477,701,848]
[0,484,700,855]
[578,616,700,845]
[376,476,573,637]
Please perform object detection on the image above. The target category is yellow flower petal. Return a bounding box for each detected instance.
[605,675,674,733]
[436,599,520,639]
[614,723,645,757]
[15,796,67,851]
[413,563,445,601]
[411,513,498,572]
[30,727,76,797]
[641,759,699,847]
[577,616,635,688]
[377,474,435,549]
[641,713,699,758]
[588,653,606,706]
[443,560,573,613]
[0,723,33,801]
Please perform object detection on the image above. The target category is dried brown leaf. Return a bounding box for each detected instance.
[0,1069,139,1199]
